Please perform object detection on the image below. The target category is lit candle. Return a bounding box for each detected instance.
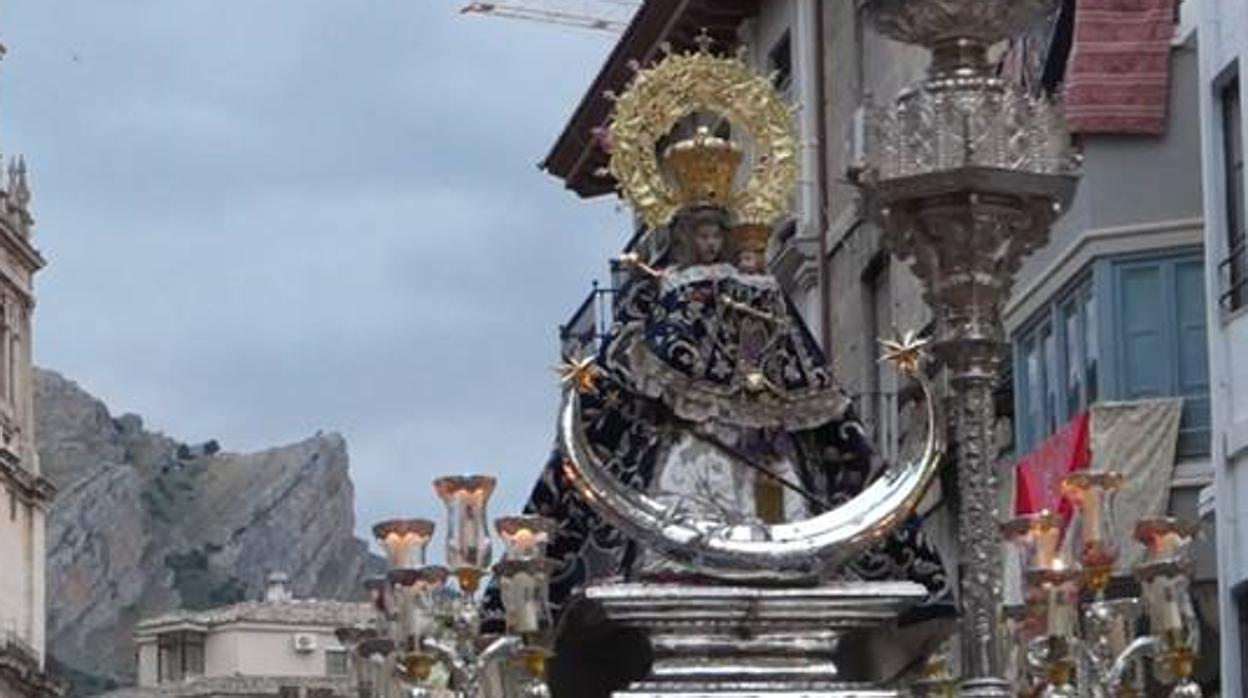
[1036,520,1061,569]
[495,515,556,561]
[371,519,435,569]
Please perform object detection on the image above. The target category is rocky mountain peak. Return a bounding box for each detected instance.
[35,368,382,694]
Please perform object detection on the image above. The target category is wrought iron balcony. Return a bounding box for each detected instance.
[558,281,615,360]
[1218,238,1247,313]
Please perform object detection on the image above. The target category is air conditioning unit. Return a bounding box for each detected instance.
[292,633,317,653]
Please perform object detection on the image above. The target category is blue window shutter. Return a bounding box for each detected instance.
[1107,251,1211,457]
[1173,258,1211,456]
[1114,261,1169,399]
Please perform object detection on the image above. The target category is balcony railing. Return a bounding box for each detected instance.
[1218,238,1247,313]
[559,281,616,360]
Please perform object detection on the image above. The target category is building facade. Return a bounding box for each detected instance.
[544,0,1227,688]
[1196,0,1248,690]
[110,574,370,698]
[0,42,58,698]
[543,0,954,682]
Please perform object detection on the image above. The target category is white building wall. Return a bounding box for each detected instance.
[739,1,825,343]
[29,503,45,665]
[203,630,241,678]
[233,629,341,679]
[0,489,21,638]
[136,640,159,688]
[1197,0,1248,691]
[219,625,341,678]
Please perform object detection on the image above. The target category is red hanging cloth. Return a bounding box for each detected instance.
[1014,411,1091,519]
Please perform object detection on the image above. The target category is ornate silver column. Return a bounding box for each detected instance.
[857,2,1080,696]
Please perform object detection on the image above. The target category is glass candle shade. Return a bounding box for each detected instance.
[1084,597,1144,690]
[1136,560,1199,685]
[363,576,392,631]
[334,626,365,695]
[388,568,445,649]
[494,558,556,641]
[372,519,436,570]
[1003,604,1043,695]
[1002,511,1064,573]
[1060,471,1122,593]
[434,475,497,591]
[1134,517,1199,565]
[495,515,557,561]
[1026,567,1082,641]
[355,638,397,698]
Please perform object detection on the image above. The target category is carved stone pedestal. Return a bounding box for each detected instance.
[586,581,929,698]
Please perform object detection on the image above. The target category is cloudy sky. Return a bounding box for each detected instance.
[0,2,629,537]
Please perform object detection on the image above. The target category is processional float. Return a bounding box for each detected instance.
[332,0,1205,696]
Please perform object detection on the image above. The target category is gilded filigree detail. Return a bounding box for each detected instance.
[866,0,1058,47]
[608,44,798,230]
[865,78,1076,183]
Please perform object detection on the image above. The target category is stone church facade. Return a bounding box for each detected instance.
[0,42,60,698]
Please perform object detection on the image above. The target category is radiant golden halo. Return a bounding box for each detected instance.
[607,43,799,230]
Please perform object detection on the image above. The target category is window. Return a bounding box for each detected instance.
[768,31,792,93]
[157,631,205,683]
[0,300,8,404]
[1016,279,1095,453]
[1238,581,1248,686]
[1222,76,1245,311]
[1013,250,1211,456]
[325,649,349,677]
[1106,252,1210,456]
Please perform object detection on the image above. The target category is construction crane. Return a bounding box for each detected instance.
[460,1,638,34]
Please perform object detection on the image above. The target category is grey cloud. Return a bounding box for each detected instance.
[2,0,627,538]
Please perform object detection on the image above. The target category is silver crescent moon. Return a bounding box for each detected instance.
[557,370,945,577]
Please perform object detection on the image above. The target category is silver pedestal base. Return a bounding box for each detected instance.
[615,690,900,698]
[587,581,928,698]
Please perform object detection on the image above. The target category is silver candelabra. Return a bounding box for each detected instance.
[335,476,556,698]
[1001,472,1202,698]
[857,0,1080,695]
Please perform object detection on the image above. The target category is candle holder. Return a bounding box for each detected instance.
[1135,517,1199,564]
[435,475,497,595]
[1026,566,1081,697]
[1061,472,1123,596]
[1136,560,1200,693]
[1003,482,1204,698]
[355,637,398,698]
[372,518,436,569]
[1002,510,1064,574]
[339,476,552,698]
[494,557,556,693]
[363,575,394,638]
[1003,603,1043,698]
[495,515,556,561]
[1084,597,1145,698]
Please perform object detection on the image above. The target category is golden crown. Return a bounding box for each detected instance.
[608,44,798,230]
[662,126,744,209]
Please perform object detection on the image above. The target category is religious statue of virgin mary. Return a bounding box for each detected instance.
[497,42,952,696]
